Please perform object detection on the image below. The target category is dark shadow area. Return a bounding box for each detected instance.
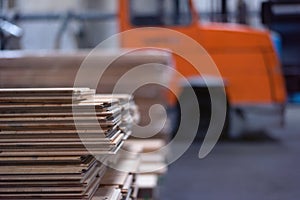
[233,130,280,143]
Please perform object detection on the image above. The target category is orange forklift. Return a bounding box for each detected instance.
[0,0,286,138]
[118,0,286,138]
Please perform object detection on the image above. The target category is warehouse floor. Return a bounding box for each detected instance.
[161,104,300,200]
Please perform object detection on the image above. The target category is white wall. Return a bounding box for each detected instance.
[16,0,80,12]
[78,0,118,48]
[12,0,265,50]
[14,0,119,50]
[193,0,265,26]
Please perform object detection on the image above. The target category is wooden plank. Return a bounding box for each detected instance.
[0,103,109,114]
[0,96,86,104]
[135,174,158,189]
[122,174,134,193]
[0,163,96,175]
[0,131,121,144]
[0,151,109,157]
[0,155,88,165]
[0,169,104,199]
[0,174,83,182]
[100,168,128,186]
[0,163,105,182]
[0,129,122,142]
[0,181,86,187]
[0,115,120,124]
[0,132,124,149]
[0,122,119,131]
[92,187,122,200]
[131,184,139,199]
[0,87,94,97]
[0,108,121,118]
[0,138,112,143]
[0,141,124,156]
[0,127,117,137]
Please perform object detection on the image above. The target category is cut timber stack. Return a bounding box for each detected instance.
[0,88,138,200]
[0,50,171,199]
[0,50,173,138]
[93,139,168,200]
[123,139,167,200]
[98,168,136,200]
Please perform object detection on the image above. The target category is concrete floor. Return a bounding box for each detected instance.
[160,104,300,200]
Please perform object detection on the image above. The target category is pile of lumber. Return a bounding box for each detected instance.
[0,50,173,138]
[93,139,167,200]
[124,139,167,199]
[0,50,171,199]
[98,168,137,200]
[0,88,139,199]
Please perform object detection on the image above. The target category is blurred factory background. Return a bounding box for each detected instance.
[1,0,300,99]
[0,0,300,200]
[1,0,268,49]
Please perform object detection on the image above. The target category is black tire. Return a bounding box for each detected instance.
[219,100,230,140]
[170,86,230,141]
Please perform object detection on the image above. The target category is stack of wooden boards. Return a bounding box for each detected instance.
[0,50,171,199]
[93,139,167,200]
[0,88,139,200]
[0,50,173,139]
[123,139,167,200]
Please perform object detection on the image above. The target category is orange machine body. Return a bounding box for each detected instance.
[119,0,286,104]
[118,0,286,116]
